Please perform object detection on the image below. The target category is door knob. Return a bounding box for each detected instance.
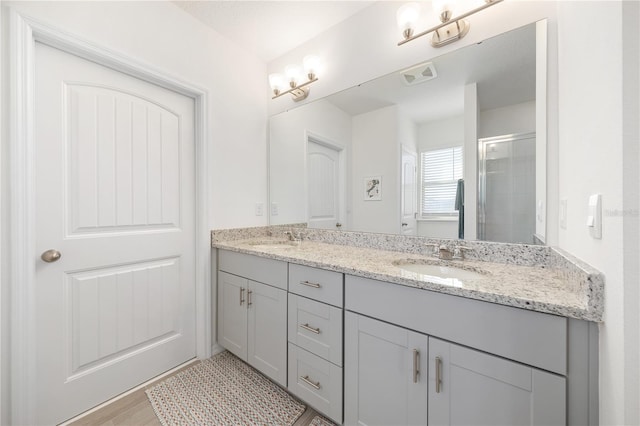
[41,249,61,263]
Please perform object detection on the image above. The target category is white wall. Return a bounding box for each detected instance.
[556,2,635,424]
[479,101,535,138]
[351,106,399,234]
[1,1,267,423]
[269,99,351,226]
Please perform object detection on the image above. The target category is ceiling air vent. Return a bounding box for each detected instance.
[400,62,437,86]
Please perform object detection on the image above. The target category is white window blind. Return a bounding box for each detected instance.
[421,146,463,216]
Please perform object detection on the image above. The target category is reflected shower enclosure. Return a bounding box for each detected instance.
[478,133,536,244]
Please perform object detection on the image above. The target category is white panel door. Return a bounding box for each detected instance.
[307,139,343,229]
[34,42,196,424]
[401,147,418,235]
[428,337,566,426]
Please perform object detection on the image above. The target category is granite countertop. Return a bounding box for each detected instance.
[212,233,604,322]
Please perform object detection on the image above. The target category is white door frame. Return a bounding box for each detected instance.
[6,10,211,424]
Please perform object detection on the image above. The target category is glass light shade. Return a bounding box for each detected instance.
[285,64,303,87]
[396,2,420,31]
[303,55,321,79]
[268,73,285,92]
[432,0,457,16]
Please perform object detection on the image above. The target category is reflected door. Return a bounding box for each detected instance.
[401,147,418,235]
[478,133,536,244]
[307,138,343,229]
[34,42,196,424]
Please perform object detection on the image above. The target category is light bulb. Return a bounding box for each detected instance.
[396,3,420,39]
[303,55,321,80]
[268,73,285,95]
[432,0,457,22]
[284,64,303,88]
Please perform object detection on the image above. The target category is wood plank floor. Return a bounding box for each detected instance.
[69,359,322,426]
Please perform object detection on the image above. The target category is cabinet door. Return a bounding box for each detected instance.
[247,280,288,386]
[218,271,248,359]
[428,337,566,426]
[345,312,428,426]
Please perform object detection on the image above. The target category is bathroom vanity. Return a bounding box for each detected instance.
[212,227,602,426]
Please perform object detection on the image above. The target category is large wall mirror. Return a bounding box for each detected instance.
[269,20,547,244]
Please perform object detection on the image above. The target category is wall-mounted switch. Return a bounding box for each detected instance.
[560,199,567,229]
[255,202,264,216]
[587,194,602,239]
[271,202,279,216]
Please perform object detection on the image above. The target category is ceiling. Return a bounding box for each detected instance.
[172,1,375,62]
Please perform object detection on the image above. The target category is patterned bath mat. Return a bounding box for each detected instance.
[146,351,305,425]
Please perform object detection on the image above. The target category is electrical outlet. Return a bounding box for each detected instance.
[255,202,264,216]
[271,202,279,216]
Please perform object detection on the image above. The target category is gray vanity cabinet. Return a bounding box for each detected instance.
[428,337,565,426]
[344,312,428,425]
[345,312,566,426]
[217,251,288,387]
[344,274,569,426]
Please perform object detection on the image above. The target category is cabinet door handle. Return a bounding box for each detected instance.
[300,280,321,288]
[435,356,442,393]
[300,375,321,390]
[247,290,253,306]
[239,288,245,306]
[413,349,420,383]
[299,323,321,334]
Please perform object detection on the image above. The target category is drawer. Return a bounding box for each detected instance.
[288,264,343,307]
[345,275,568,375]
[288,294,343,366]
[218,250,287,290]
[288,343,343,424]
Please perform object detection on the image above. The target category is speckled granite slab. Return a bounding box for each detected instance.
[211,226,604,322]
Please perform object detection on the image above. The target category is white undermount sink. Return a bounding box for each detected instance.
[393,259,486,281]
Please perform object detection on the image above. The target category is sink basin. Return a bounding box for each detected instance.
[247,240,298,250]
[393,259,486,281]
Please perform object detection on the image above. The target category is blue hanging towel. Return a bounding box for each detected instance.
[455,179,464,239]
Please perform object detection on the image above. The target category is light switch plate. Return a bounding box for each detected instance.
[255,202,264,216]
[587,194,602,239]
[560,199,567,229]
[271,202,278,216]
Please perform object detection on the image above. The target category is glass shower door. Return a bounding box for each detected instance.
[478,133,536,244]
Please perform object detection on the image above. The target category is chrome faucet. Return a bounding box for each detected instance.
[438,246,453,260]
[284,229,302,241]
[425,242,473,260]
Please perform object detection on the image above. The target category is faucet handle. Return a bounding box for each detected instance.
[424,243,439,256]
[454,246,474,259]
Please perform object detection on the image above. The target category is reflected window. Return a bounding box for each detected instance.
[421,146,463,217]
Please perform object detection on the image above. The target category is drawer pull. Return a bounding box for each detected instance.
[413,349,420,383]
[435,356,442,393]
[300,280,321,288]
[239,288,245,306]
[299,323,321,334]
[247,290,253,306]
[300,375,321,390]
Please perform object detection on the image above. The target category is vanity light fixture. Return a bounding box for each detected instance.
[269,55,321,102]
[397,0,503,48]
